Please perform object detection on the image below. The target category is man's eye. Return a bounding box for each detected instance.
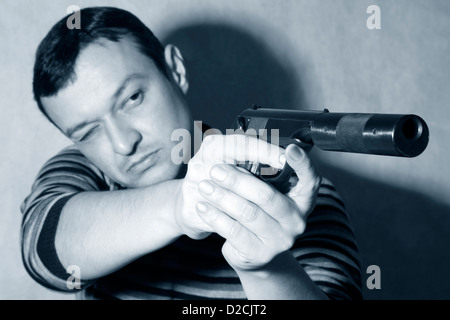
[78,127,98,142]
[125,90,144,108]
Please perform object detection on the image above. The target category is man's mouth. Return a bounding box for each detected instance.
[126,149,160,173]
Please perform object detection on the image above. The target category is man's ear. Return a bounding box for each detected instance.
[164,44,189,94]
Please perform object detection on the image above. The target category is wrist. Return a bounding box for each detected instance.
[233,250,295,280]
[233,250,328,300]
[156,179,185,239]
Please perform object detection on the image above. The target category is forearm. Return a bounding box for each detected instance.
[55,179,183,280]
[235,251,328,300]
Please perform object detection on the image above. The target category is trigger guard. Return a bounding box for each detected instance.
[260,163,294,194]
[260,162,294,184]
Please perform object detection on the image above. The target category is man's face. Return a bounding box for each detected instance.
[42,37,193,188]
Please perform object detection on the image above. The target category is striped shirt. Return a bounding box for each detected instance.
[20,145,362,300]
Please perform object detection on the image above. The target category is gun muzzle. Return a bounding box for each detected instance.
[310,113,429,157]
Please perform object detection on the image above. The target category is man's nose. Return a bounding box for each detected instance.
[105,118,142,156]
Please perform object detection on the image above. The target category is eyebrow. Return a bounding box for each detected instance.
[66,73,148,138]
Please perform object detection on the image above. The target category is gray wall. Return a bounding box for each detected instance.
[1,0,449,299]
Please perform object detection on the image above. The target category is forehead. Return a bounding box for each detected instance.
[75,36,152,82]
[42,37,161,130]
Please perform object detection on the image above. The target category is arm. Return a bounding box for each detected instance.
[21,146,185,291]
[54,180,182,280]
[235,251,328,299]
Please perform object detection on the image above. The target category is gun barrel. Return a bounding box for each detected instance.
[310,113,429,157]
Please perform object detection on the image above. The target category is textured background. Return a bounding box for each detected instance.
[1,0,449,299]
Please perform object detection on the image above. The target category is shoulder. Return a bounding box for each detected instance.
[21,145,120,215]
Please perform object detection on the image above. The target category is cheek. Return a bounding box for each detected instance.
[79,143,119,175]
[152,83,191,127]
[136,108,190,145]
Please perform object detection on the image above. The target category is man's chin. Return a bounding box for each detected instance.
[117,163,185,189]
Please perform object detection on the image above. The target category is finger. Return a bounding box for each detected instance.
[195,201,261,251]
[284,144,322,212]
[197,179,282,237]
[206,164,292,221]
[285,144,322,192]
[197,134,286,170]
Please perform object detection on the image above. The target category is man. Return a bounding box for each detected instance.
[21,6,362,299]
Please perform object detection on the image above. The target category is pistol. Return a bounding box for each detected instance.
[231,105,429,186]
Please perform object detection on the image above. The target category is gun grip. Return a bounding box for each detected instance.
[237,161,294,193]
[237,140,312,193]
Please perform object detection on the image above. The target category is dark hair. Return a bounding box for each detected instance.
[33,6,167,123]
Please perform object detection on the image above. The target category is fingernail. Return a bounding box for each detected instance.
[199,181,214,195]
[196,202,208,213]
[210,166,228,181]
[288,146,304,161]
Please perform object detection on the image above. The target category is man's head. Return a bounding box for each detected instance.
[33,7,193,188]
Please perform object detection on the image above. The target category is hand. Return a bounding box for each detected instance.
[174,134,286,240]
[195,144,322,271]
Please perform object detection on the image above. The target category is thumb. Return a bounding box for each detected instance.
[285,144,322,198]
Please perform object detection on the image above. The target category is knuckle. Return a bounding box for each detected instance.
[241,203,259,222]
[226,171,240,189]
[257,185,276,207]
[284,237,295,251]
[279,235,295,252]
[260,248,277,266]
[228,220,242,237]
[293,219,305,236]
[295,219,306,235]
[289,213,306,236]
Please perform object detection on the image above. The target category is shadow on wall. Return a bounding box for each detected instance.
[162,23,450,300]
[315,157,450,300]
[163,23,308,131]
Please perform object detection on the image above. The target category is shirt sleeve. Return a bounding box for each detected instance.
[292,178,363,300]
[20,145,115,292]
